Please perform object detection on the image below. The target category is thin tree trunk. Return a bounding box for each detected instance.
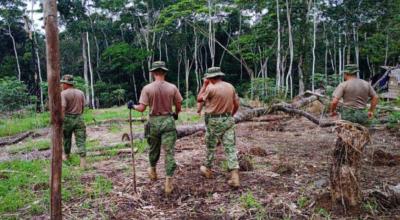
[177,50,182,91]
[86,32,96,109]
[298,55,305,94]
[43,0,63,218]
[285,0,294,98]
[194,31,200,93]
[82,34,90,105]
[208,0,215,67]
[311,5,317,91]
[353,25,360,78]
[132,74,138,102]
[338,34,343,81]
[276,0,281,92]
[7,24,22,81]
[184,48,190,109]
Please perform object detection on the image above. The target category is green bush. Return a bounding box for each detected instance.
[183,91,197,108]
[0,77,36,113]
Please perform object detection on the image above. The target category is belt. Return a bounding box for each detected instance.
[206,113,232,118]
[149,113,172,117]
[65,113,82,116]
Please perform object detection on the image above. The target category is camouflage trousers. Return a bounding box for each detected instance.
[205,115,239,170]
[63,114,87,157]
[341,108,370,126]
[146,116,177,177]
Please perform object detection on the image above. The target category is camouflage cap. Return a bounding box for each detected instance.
[60,74,75,85]
[342,64,359,75]
[203,67,225,79]
[150,61,169,72]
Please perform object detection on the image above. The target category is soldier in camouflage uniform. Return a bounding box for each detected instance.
[131,61,183,195]
[330,64,379,126]
[60,75,87,168]
[197,67,241,188]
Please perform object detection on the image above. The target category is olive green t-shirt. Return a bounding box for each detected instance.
[139,81,183,115]
[333,79,377,109]
[203,81,239,115]
[61,88,85,115]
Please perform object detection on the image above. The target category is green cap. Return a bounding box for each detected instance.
[60,74,75,85]
[150,61,169,72]
[203,67,225,79]
[342,64,359,75]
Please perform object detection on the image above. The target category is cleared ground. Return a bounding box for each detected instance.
[0,110,399,219]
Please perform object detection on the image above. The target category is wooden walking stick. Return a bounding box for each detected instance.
[128,101,137,193]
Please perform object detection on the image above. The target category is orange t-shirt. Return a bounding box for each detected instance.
[139,81,183,115]
[61,88,85,115]
[203,81,239,115]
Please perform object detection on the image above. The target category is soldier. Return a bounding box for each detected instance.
[197,67,240,188]
[330,64,379,125]
[60,75,87,168]
[130,61,183,195]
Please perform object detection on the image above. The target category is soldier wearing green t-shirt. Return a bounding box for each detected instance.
[132,61,183,195]
[330,64,379,126]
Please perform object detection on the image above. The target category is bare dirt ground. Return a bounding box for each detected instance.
[4,113,400,219]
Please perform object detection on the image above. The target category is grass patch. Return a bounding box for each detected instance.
[0,106,143,138]
[238,191,266,219]
[0,106,201,138]
[0,159,84,218]
[7,139,51,154]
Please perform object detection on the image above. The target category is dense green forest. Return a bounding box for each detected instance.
[1,0,400,112]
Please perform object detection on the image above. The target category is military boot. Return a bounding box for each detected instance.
[148,167,158,181]
[80,157,87,169]
[228,169,240,188]
[165,177,174,195]
[200,165,213,179]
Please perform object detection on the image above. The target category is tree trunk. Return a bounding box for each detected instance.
[285,0,294,99]
[82,34,90,105]
[7,24,22,81]
[276,0,281,92]
[298,55,305,95]
[311,6,317,91]
[43,0,63,218]
[177,50,182,91]
[353,25,360,78]
[208,0,215,67]
[384,33,389,66]
[330,122,370,215]
[86,32,96,109]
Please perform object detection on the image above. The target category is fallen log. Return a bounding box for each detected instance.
[0,131,34,147]
[369,184,400,210]
[330,121,370,215]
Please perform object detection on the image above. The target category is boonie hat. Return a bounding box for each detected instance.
[150,61,169,72]
[60,74,75,85]
[203,67,225,79]
[342,64,359,75]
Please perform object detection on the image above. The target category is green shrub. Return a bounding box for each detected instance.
[0,77,36,113]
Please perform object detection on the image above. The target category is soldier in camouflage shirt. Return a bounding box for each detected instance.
[132,61,183,195]
[197,67,241,188]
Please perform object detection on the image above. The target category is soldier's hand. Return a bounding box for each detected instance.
[127,100,134,109]
[172,113,178,120]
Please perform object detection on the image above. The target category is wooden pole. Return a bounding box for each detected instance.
[129,108,137,193]
[43,0,63,219]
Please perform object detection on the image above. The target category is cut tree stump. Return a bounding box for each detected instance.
[330,121,370,215]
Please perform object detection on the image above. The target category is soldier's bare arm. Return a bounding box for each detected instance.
[134,103,147,112]
[368,95,379,118]
[232,95,240,115]
[175,101,182,115]
[197,79,210,102]
[330,97,340,117]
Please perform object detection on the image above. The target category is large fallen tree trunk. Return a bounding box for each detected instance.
[0,132,34,147]
[330,121,370,215]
